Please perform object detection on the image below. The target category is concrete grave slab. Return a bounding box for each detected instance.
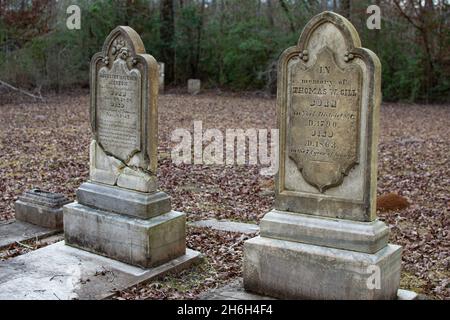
[0,241,201,300]
[0,220,59,249]
[201,278,420,300]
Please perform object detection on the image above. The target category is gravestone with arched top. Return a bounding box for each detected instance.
[243,11,402,300]
[63,26,187,268]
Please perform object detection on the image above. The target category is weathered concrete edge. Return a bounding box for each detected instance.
[397,289,419,300]
[189,219,259,235]
[0,220,61,250]
[100,248,204,300]
[201,277,419,300]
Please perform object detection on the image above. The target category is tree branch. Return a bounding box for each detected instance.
[0,79,44,101]
[393,0,423,31]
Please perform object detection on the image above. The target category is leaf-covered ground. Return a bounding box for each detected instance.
[0,92,448,299]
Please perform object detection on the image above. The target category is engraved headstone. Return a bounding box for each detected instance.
[88,28,158,192]
[64,27,188,268]
[243,12,402,300]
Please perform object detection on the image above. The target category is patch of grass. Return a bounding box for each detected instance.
[154,259,216,293]
[400,271,427,294]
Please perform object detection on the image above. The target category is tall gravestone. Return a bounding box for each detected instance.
[64,27,186,268]
[243,12,402,299]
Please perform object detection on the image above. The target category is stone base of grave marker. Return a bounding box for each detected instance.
[15,189,70,229]
[243,211,402,300]
[64,182,186,268]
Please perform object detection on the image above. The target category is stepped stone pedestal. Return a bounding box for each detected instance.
[64,182,186,268]
[244,211,402,300]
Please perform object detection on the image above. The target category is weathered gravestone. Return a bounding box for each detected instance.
[64,26,186,268]
[188,79,201,95]
[243,12,402,299]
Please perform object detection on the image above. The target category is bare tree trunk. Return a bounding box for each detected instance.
[124,0,134,25]
[267,0,274,27]
[340,0,351,20]
[374,0,381,54]
[218,0,225,84]
[194,0,205,79]
[393,0,438,103]
[279,0,295,33]
[160,0,175,83]
[422,0,435,103]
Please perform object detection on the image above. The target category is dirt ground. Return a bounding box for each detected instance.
[0,92,448,299]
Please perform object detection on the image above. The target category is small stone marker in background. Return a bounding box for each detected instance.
[243,11,402,300]
[64,26,189,268]
[15,189,70,229]
[158,62,165,93]
[188,79,201,95]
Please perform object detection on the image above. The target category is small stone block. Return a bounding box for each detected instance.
[188,79,201,94]
[76,182,171,219]
[64,202,186,268]
[14,189,70,229]
[397,289,419,300]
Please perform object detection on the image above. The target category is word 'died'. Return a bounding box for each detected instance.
[171,121,279,176]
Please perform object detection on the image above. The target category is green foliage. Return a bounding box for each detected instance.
[0,0,448,102]
[219,19,273,89]
[173,3,203,81]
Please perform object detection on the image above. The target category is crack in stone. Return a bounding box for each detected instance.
[96,142,154,185]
